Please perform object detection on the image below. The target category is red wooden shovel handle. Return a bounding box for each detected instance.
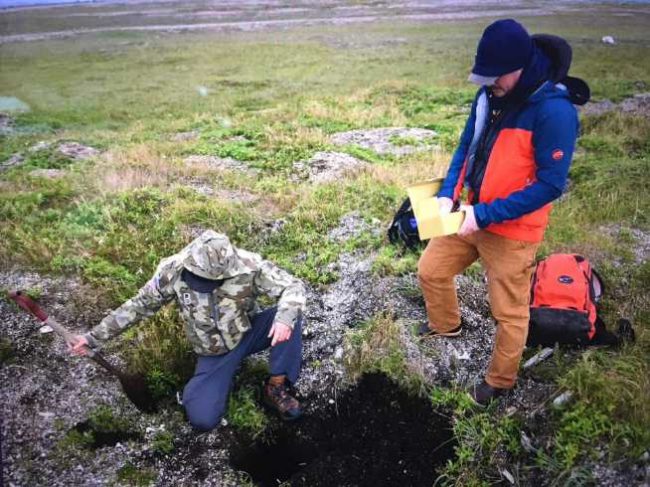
[8,290,49,322]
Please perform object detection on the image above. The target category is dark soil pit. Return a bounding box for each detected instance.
[230,373,455,487]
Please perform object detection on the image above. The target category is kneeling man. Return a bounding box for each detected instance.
[70,230,306,431]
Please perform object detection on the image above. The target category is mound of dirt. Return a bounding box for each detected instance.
[292,151,368,183]
[330,127,437,156]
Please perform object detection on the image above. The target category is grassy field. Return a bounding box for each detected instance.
[1,4,649,484]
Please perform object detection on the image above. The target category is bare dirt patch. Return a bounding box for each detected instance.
[230,373,455,487]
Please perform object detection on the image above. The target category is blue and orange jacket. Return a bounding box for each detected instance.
[438,81,579,242]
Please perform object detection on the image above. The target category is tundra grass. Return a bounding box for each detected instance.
[1,10,649,485]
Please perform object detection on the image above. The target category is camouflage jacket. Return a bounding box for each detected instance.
[85,231,306,356]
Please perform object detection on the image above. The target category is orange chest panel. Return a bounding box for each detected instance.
[480,128,536,202]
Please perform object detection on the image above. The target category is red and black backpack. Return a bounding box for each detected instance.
[527,254,604,346]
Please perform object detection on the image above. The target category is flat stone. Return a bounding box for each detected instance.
[29,141,52,152]
[57,142,100,161]
[327,211,380,243]
[330,127,437,156]
[171,131,199,142]
[183,155,257,173]
[293,151,368,183]
[29,169,64,179]
[581,93,650,118]
[0,113,15,134]
[0,154,24,171]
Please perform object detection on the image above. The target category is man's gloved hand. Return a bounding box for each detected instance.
[437,197,454,216]
[458,205,480,236]
[268,321,292,347]
[68,335,91,356]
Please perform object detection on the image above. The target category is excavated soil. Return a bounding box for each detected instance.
[230,373,455,487]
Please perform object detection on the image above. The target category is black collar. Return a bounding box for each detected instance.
[181,268,225,293]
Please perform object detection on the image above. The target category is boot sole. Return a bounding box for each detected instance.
[417,327,462,339]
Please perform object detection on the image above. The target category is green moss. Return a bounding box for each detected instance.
[344,313,423,393]
[431,388,523,486]
[0,339,15,365]
[151,431,175,456]
[372,245,419,276]
[227,385,268,438]
[58,428,95,451]
[116,463,156,487]
[87,405,132,434]
[124,307,194,399]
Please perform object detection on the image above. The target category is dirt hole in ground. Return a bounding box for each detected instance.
[230,373,455,486]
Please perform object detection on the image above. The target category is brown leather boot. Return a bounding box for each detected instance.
[263,380,302,421]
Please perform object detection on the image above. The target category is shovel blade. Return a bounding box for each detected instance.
[118,373,158,413]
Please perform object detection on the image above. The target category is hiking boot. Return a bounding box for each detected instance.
[263,381,302,421]
[468,380,507,407]
[417,322,462,338]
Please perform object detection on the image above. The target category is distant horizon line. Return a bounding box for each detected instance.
[2,0,650,11]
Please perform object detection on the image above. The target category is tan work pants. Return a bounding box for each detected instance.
[417,231,539,388]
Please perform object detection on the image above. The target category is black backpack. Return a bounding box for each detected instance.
[387,198,421,250]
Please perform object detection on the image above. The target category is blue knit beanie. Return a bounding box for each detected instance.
[469,19,533,85]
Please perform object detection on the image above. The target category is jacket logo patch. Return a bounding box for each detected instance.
[552,149,564,161]
[558,275,574,284]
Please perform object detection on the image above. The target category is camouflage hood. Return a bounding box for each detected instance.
[181,230,243,280]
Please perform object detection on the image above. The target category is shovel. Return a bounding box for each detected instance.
[8,290,157,413]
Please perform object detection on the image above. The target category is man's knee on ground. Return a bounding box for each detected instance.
[188,413,223,432]
[186,405,225,432]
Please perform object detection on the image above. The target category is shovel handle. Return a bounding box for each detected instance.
[9,290,48,321]
[7,291,134,390]
[9,290,91,354]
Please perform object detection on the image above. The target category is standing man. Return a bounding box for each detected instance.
[417,19,579,405]
[70,230,306,430]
